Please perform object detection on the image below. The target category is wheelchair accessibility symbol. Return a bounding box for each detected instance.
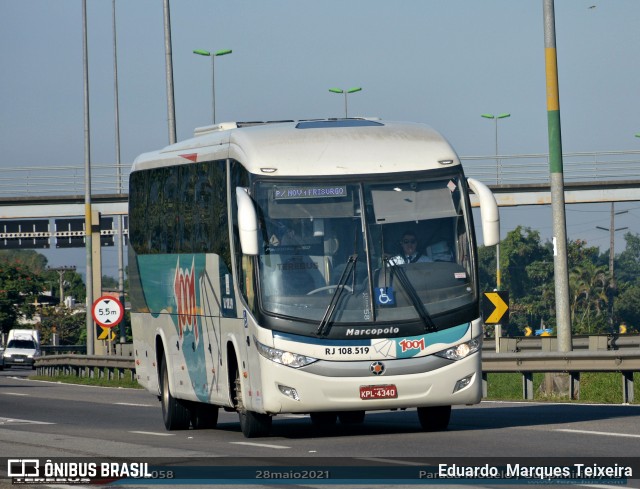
[375,287,395,306]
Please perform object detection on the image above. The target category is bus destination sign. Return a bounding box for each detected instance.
[273,185,347,200]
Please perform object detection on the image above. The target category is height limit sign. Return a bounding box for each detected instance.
[92,296,124,328]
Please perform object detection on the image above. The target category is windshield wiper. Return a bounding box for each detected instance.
[383,256,437,333]
[316,254,358,336]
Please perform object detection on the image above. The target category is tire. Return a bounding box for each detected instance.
[160,357,190,430]
[338,411,365,425]
[234,371,271,438]
[417,405,451,432]
[190,402,219,429]
[310,412,338,427]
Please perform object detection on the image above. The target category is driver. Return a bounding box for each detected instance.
[389,231,432,265]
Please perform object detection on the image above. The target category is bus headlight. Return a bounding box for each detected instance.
[254,338,318,368]
[434,338,481,361]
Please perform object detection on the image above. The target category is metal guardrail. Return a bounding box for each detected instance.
[35,354,135,381]
[482,350,638,404]
[480,335,639,404]
[483,334,640,353]
[34,336,638,404]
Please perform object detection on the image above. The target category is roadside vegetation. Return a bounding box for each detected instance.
[0,249,130,344]
[478,227,640,335]
[29,371,141,389]
[485,372,639,404]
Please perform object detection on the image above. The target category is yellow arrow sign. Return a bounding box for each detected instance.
[484,292,509,324]
[97,325,116,341]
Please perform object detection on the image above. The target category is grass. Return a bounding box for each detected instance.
[30,368,142,389]
[484,372,639,404]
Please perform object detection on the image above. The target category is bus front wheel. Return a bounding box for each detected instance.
[234,372,271,438]
[160,357,190,430]
[417,405,451,432]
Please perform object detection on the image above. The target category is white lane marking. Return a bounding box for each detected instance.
[230,441,290,449]
[0,417,54,425]
[555,428,640,439]
[129,431,175,436]
[3,392,29,396]
[115,402,154,407]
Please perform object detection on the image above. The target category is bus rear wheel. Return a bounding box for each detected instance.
[160,357,190,430]
[417,405,451,432]
[234,372,271,438]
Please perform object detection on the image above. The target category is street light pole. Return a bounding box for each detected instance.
[82,0,95,356]
[194,49,232,124]
[112,0,126,344]
[481,112,509,346]
[162,0,176,144]
[329,87,362,118]
[481,113,511,184]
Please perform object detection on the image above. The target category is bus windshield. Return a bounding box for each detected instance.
[253,172,475,330]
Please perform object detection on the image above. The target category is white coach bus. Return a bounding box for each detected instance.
[128,118,499,437]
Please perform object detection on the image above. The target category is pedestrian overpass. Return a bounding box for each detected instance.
[2,150,639,222]
[0,150,638,257]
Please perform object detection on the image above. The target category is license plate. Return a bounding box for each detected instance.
[359,384,397,400]
[15,358,24,362]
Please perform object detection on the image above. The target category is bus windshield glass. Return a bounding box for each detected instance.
[253,173,475,329]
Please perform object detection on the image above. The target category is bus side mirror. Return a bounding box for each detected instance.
[467,178,500,246]
[236,187,259,256]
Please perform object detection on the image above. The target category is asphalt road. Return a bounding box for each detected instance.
[1,368,639,488]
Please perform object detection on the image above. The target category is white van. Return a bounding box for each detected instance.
[2,329,41,369]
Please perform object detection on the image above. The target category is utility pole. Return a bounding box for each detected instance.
[48,266,77,305]
[543,0,572,352]
[596,203,628,330]
[163,0,177,144]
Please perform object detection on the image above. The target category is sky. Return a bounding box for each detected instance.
[1,0,639,279]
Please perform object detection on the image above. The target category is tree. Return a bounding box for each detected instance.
[615,233,640,287]
[0,262,45,335]
[500,226,551,300]
[615,284,640,333]
[39,307,86,345]
[495,227,554,335]
[569,261,609,334]
[0,250,48,272]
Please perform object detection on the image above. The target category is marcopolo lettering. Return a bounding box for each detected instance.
[346,327,400,336]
